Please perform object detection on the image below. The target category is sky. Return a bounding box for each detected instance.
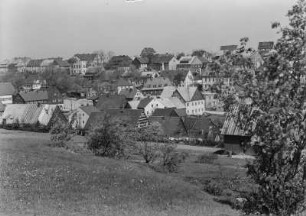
[0,0,294,61]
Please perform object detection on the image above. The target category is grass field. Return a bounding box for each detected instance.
[0,129,244,216]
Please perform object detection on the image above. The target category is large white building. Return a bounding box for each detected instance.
[70,53,103,75]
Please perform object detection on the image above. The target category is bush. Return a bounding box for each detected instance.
[86,115,133,159]
[50,120,73,146]
[159,144,187,173]
[195,153,218,164]
[204,180,224,196]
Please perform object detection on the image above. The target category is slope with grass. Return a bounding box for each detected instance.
[0,129,238,216]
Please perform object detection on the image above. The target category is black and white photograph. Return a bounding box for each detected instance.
[0,0,306,215]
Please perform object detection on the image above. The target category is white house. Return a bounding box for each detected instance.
[168,57,179,70]
[70,53,102,75]
[173,86,205,116]
[62,98,93,112]
[0,82,16,105]
[137,97,165,117]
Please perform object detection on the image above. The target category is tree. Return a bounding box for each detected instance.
[136,122,164,163]
[140,47,156,59]
[176,52,185,60]
[191,49,206,57]
[225,1,306,215]
[86,114,134,158]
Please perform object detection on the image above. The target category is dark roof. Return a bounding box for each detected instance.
[149,116,187,137]
[54,59,70,67]
[74,53,98,62]
[220,45,237,52]
[79,105,100,115]
[174,108,187,117]
[27,59,44,67]
[105,108,145,127]
[106,55,132,69]
[135,57,149,64]
[151,54,174,64]
[160,70,189,84]
[0,82,16,96]
[258,41,274,50]
[151,108,179,117]
[96,95,128,111]
[84,112,105,130]
[137,97,153,109]
[19,90,48,102]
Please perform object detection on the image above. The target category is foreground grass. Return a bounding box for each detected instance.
[0,129,238,216]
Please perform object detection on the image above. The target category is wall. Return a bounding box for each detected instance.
[0,95,13,105]
[186,100,205,115]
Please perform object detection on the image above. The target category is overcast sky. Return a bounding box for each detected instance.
[0,0,293,60]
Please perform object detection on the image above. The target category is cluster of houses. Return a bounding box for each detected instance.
[0,41,277,154]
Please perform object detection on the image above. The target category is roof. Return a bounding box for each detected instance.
[149,116,186,137]
[135,57,149,64]
[174,108,186,117]
[176,86,198,102]
[178,56,193,64]
[19,90,48,102]
[169,97,185,109]
[96,95,127,111]
[258,41,274,50]
[79,105,99,116]
[143,77,172,89]
[83,112,106,130]
[151,54,174,64]
[0,82,16,96]
[127,100,141,109]
[160,86,177,98]
[221,104,251,136]
[220,45,237,52]
[74,53,98,62]
[27,59,44,67]
[137,97,153,109]
[54,59,70,67]
[157,98,176,108]
[106,55,132,69]
[151,108,179,117]
[105,108,145,127]
[160,70,190,84]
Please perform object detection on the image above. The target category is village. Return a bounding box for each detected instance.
[0,42,275,155]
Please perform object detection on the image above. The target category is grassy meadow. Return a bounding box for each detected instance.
[0,129,249,216]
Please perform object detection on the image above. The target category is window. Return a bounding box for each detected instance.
[187,103,189,107]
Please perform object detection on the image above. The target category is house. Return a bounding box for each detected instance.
[105,109,149,128]
[116,78,134,94]
[22,79,48,92]
[220,45,238,54]
[137,97,165,117]
[140,70,160,79]
[168,57,179,70]
[72,105,100,130]
[25,59,44,73]
[258,41,274,55]
[0,104,66,129]
[119,88,144,101]
[69,53,102,75]
[151,108,180,118]
[203,92,221,110]
[150,54,174,71]
[96,95,128,111]
[176,56,203,74]
[221,105,253,154]
[141,77,173,97]
[11,57,31,73]
[156,97,185,109]
[0,102,5,116]
[62,98,93,112]
[0,82,16,105]
[149,115,186,137]
[160,70,194,87]
[105,55,132,72]
[159,86,177,98]
[15,88,63,105]
[173,86,205,116]
[184,115,225,140]
[132,57,149,70]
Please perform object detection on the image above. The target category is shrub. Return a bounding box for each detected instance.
[50,120,73,146]
[86,114,133,159]
[159,144,187,173]
[195,153,218,164]
[204,180,224,196]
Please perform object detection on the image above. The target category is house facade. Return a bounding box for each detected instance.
[141,77,173,97]
[137,97,165,117]
[15,88,63,105]
[69,53,102,75]
[72,105,99,130]
[0,82,16,105]
[176,56,203,73]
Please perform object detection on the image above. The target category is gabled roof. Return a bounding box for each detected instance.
[169,97,185,109]
[105,108,145,127]
[178,56,194,64]
[135,57,149,64]
[137,97,153,109]
[54,59,70,67]
[220,45,237,52]
[151,108,179,117]
[19,90,49,102]
[74,53,98,62]
[149,116,186,137]
[160,86,177,98]
[96,95,127,111]
[106,55,132,69]
[258,41,274,50]
[174,108,186,117]
[143,77,172,89]
[160,70,190,84]
[83,112,105,130]
[151,54,174,64]
[0,82,16,96]
[127,100,141,109]
[79,105,99,116]
[176,86,198,102]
